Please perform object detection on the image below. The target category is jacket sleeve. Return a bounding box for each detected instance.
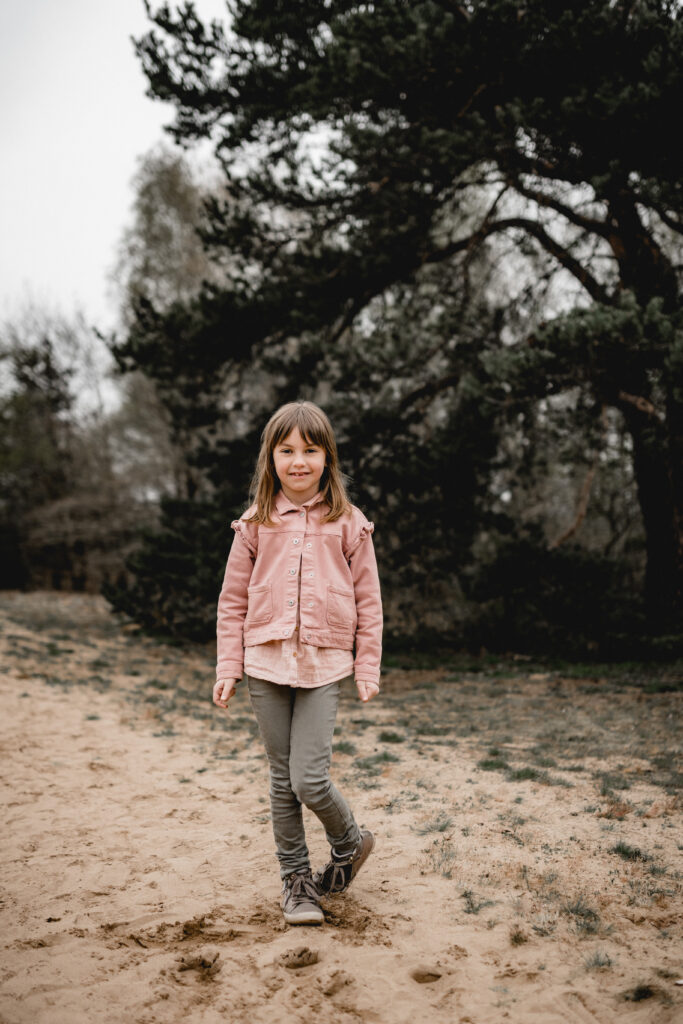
[348,520,383,687]
[216,520,256,681]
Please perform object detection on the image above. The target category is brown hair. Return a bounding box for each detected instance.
[246,401,352,525]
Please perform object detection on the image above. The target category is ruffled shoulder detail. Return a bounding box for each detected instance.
[230,505,259,557]
[343,505,375,560]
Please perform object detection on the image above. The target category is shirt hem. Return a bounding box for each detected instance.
[244,665,353,688]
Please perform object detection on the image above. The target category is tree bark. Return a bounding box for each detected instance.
[605,192,682,625]
[619,400,683,626]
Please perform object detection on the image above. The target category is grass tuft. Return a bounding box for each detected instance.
[357,751,400,767]
[611,841,652,862]
[415,812,453,835]
[332,740,356,755]
[462,889,495,915]
[424,837,457,878]
[378,730,405,743]
[584,950,612,970]
[507,766,539,781]
[562,895,601,935]
[598,773,632,796]
[414,722,450,736]
[355,751,400,776]
[623,984,655,1002]
[478,756,509,771]
[509,925,528,946]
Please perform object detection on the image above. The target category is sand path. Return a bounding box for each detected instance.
[1,593,681,1022]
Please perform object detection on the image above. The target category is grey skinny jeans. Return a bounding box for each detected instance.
[247,675,361,879]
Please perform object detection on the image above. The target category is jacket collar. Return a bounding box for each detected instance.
[274,488,326,516]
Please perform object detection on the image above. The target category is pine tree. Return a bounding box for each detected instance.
[109,0,683,643]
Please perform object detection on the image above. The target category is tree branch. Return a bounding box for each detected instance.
[502,147,584,189]
[424,217,613,305]
[398,372,461,412]
[549,405,608,549]
[616,389,662,421]
[639,198,683,236]
[509,177,610,238]
[548,461,598,549]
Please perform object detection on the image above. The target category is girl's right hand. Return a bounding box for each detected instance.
[213,678,239,710]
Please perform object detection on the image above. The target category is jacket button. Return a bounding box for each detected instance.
[287,599,294,606]
[307,602,313,608]
[308,572,314,578]
[299,511,305,517]
[305,542,312,549]
[289,568,296,575]
[305,633,312,640]
[293,538,300,545]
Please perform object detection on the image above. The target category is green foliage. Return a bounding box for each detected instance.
[467,532,666,658]
[102,491,246,642]
[0,334,74,587]
[105,0,683,645]
[0,337,73,506]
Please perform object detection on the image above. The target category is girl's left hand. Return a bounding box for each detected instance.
[356,680,380,702]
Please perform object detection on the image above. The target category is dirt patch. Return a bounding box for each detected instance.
[0,590,681,1023]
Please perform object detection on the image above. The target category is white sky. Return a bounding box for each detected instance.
[0,0,228,334]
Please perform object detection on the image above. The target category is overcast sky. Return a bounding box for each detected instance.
[0,0,227,334]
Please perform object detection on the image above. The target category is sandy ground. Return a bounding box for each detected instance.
[0,591,682,1024]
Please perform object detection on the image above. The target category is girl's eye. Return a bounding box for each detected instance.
[278,445,320,454]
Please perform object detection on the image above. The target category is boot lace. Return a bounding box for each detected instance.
[285,870,320,905]
[319,847,355,892]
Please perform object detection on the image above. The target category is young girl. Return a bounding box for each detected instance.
[213,401,382,925]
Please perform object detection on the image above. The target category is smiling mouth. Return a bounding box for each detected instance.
[290,472,309,477]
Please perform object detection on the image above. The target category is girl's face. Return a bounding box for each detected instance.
[273,427,326,505]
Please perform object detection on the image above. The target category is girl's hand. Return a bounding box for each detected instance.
[213,678,239,710]
[356,680,380,703]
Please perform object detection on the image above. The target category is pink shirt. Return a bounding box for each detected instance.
[245,497,354,687]
[245,631,354,687]
[216,489,382,686]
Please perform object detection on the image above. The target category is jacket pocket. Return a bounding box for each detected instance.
[246,583,273,625]
[326,585,357,628]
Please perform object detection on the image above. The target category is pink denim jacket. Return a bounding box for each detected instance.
[216,489,383,686]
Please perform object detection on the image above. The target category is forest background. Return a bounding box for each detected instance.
[2,0,682,662]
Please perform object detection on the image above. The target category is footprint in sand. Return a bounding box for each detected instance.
[175,950,222,979]
[278,946,319,969]
[321,969,353,996]
[411,966,442,984]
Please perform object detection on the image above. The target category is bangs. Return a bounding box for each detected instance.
[270,403,333,452]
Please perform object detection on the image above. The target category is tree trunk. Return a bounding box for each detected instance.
[621,403,683,627]
[607,193,682,628]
